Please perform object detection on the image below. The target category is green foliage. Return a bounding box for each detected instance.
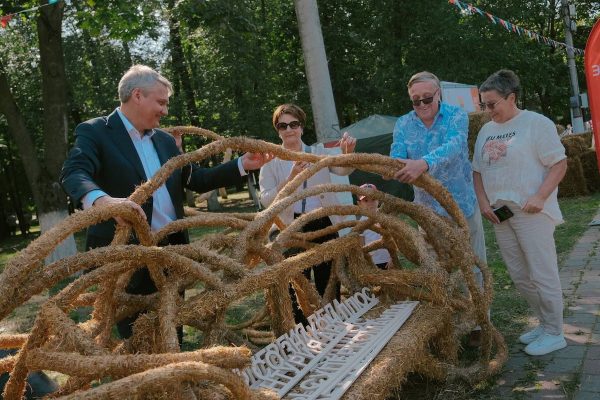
[71,1,163,41]
[169,0,307,142]
[2,0,595,141]
[0,0,597,220]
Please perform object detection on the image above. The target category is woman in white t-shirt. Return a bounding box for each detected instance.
[472,70,568,357]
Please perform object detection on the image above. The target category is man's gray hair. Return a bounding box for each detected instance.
[118,65,173,103]
[407,71,441,90]
[479,69,521,99]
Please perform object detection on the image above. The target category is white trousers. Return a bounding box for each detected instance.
[493,200,563,335]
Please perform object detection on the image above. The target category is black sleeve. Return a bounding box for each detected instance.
[185,159,244,193]
[60,123,103,208]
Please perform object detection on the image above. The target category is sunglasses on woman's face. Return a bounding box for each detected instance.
[479,96,507,111]
[276,120,302,131]
[411,89,439,107]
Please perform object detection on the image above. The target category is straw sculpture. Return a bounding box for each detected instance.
[467,111,491,158]
[558,133,599,197]
[0,126,506,399]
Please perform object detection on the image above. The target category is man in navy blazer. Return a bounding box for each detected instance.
[60,65,271,338]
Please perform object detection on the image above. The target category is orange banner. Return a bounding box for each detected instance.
[585,19,600,172]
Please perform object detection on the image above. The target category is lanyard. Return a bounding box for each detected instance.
[301,144,311,214]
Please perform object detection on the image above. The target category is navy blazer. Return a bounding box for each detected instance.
[60,109,242,248]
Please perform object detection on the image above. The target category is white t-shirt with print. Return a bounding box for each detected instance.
[472,110,566,224]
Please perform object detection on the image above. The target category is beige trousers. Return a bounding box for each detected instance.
[493,200,563,335]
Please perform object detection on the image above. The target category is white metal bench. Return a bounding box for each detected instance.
[240,288,418,399]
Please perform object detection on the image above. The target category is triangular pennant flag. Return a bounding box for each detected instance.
[0,15,12,28]
[446,0,584,55]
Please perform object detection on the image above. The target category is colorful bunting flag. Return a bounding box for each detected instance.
[0,0,61,30]
[1,15,11,28]
[448,0,585,56]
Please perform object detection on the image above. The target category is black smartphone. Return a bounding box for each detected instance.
[493,205,514,222]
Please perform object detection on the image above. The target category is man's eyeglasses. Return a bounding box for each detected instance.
[480,96,507,111]
[276,120,302,131]
[411,89,439,107]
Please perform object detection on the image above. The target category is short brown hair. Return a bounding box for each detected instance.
[480,69,521,100]
[272,104,306,130]
[407,71,441,90]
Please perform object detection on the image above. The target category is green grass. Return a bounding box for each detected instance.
[555,194,600,262]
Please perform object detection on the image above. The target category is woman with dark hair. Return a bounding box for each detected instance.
[259,103,356,324]
[473,70,568,356]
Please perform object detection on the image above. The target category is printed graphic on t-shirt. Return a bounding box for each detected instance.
[481,131,516,166]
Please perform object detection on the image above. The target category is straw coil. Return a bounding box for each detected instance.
[0,131,504,399]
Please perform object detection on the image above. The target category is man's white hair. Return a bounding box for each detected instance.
[118,65,173,103]
[407,71,441,90]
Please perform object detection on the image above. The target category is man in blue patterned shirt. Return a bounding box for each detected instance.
[390,71,486,345]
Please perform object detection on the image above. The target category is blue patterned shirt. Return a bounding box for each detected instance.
[390,102,476,218]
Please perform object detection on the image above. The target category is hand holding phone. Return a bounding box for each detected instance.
[493,205,514,222]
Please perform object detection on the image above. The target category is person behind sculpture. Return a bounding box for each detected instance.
[473,69,568,356]
[357,183,391,270]
[390,71,487,345]
[60,64,272,339]
[259,103,356,324]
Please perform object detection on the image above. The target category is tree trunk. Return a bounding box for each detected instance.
[168,0,201,127]
[185,190,195,207]
[207,190,222,211]
[294,0,341,143]
[247,175,260,210]
[123,41,134,65]
[0,201,8,240]
[0,161,10,240]
[37,2,77,262]
[219,149,232,199]
[0,2,76,262]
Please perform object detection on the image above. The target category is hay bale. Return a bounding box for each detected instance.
[579,132,593,147]
[559,157,588,197]
[561,135,590,158]
[579,150,600,193]
[467,112,491,158]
